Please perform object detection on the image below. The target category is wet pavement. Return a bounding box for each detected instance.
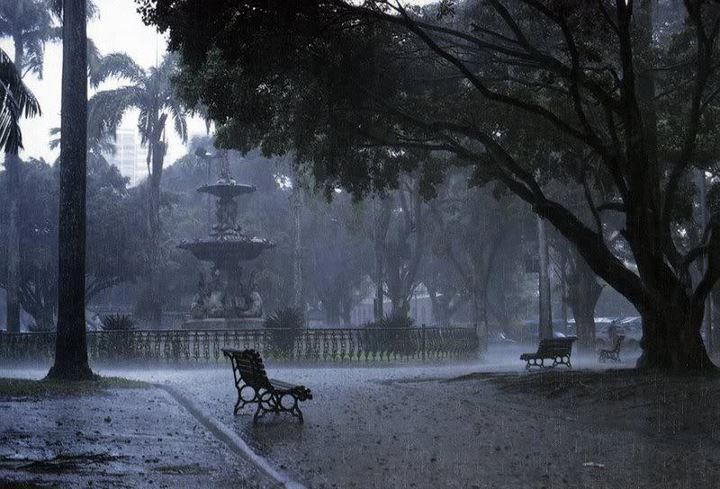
[3,345,719,488]
[0,384,276,488]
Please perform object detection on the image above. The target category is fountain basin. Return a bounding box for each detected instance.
[178,237,275,262]
[198,183,256,199]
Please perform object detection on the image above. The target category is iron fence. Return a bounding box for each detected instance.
[0,327,479,364]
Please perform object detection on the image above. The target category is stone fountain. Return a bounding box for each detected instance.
[178,152,274,329]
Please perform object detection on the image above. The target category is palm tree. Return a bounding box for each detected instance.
[0,48,40,334]
[0,1,59,78]
[0,1,101,333]
[0,0,55,332]
[89,53,187,324]
[46,0,93,380]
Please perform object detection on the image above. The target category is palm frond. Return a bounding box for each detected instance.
[137,105,150,145]
[0,85,24,153]
[48,126,60,150]
[0,47,40,153]
[166,100,187,142]
[89,52,146,88]
[47,0,63,18]
[48,0,97,20]
[88,86,141,142]
[49,124,115,154]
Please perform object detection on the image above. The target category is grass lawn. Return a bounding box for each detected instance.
[0,376,148,400]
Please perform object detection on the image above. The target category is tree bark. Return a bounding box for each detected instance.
[146,136,166,326]
[538,216,553,340]
[5,153,21,332]
[373,198,390,321]
[636,300,713,370]
[698,170,714,356]
[292,173,303,309]
[567,251,603,351]
[4,36,25,333]
[47,0,94,380]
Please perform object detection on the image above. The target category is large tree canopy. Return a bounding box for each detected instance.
[139,0,720,370]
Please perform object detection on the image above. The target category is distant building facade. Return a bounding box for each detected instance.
[106,127,146,186]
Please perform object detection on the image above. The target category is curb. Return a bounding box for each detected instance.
[156,384,306,489]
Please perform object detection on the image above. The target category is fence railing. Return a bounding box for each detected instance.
[0,327,479,364]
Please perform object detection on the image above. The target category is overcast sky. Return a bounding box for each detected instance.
[2,0,206,165]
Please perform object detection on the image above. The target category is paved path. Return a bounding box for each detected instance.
[0,384,276,488]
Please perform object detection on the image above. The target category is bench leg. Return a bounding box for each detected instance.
[253,402,265,422]
[293,406,304,424]
[234,385,258,415]
[278,393,305,424]
[525,358,547,370]
[253,390,277,423]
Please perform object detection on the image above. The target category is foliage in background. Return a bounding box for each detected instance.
[0,157,144,330]
[100,313,136,331]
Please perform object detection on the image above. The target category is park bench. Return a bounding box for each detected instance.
[222,348,312,423]
[520,337,576,369]
[598,335,625,363]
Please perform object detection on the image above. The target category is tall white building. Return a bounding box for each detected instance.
[106,127,147,186]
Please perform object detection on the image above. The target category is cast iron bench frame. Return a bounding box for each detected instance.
[520,337,576,369]
[222,348,312,423]
[598,335,625,363]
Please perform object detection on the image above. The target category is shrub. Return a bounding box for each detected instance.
[100,314,136,331]
[361,314,416,357]
[363,314,415,329]
[264,306,305,330]
[264,307,305,357]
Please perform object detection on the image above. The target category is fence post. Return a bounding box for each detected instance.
[421,323,426,361]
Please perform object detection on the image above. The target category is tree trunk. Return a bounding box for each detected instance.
[373,198,390,321]
[4,37,25,333]
[636,301,713,370]
[5,153,20,332]
[292,177,303,309]
[146,138,165,326]
[389,292,410,319]
[36,304,55,332]
[698,170,713,356]
[706,297,714,357]
[471,289,480,328]
[559,252,569,335]
[47,0,94,381]
[538,216,553,340]
[567,253,603,352]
